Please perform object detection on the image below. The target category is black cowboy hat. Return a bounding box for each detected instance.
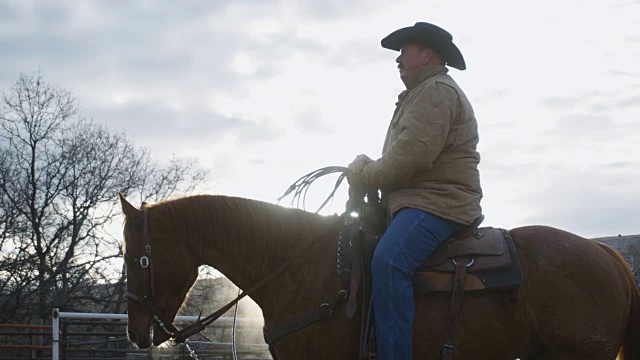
[381,22,466,70]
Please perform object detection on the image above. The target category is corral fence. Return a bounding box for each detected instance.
[0,323,53,359]
[0,308,271,360]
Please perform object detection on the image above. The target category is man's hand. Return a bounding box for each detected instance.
[348,154,373,174]
[346,154,373,211]
[347,154,372,188]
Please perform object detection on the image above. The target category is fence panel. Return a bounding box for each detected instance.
[52,309,271,360]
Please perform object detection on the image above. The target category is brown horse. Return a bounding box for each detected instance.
[119,193,640,359]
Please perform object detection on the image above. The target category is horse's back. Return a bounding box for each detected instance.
[511,225,631,296]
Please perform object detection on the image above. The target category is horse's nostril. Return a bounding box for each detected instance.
[128,330,137,343]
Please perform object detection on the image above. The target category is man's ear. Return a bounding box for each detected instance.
[424,48,434,65]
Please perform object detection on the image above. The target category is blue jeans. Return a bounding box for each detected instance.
[372,208,462,360]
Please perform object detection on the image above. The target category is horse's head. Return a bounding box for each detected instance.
[119,193,199,349]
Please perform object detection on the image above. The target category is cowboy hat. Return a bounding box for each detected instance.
[381,22,466,70]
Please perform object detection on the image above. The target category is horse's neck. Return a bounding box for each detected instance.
[180,196,338,308]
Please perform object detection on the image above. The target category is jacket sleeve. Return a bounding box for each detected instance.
[362,82,457,190]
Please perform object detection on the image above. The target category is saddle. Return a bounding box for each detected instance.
[415,219,523,294]
[338,206,523,360]
[338,214,523,294]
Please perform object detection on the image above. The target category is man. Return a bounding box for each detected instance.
[347,22,482,359]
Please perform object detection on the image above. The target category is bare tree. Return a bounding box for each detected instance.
[0,72,208,322]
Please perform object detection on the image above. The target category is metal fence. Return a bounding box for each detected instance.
[1,309,271,360]
[0,323,52,359]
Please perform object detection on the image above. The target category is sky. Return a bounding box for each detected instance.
[1,0,639,238]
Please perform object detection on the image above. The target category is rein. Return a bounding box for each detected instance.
[278,166,348,213]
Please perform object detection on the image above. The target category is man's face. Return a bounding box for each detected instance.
[396,43,429,76]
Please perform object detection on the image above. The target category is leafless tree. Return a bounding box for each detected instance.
[0,72,208,322]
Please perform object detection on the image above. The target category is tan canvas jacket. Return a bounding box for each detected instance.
[362,64,482,225]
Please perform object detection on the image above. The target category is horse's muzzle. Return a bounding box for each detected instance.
[128,328,152,349]
[152,323,171,346]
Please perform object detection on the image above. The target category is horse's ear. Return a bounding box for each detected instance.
[118,192,141,218]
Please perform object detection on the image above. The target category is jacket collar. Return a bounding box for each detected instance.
[400,64,448,90]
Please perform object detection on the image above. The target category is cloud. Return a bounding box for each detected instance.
[474,89,508,105]
[550,112,616,138]
[481,161,542,177]
[617,95,640,108]
[541,93,597,111]
[293,0,387,21]
[0,0,333,97]
[324,39,389,69]
[625,35,640,43]
[1,0,639,241]
[0,3,218,86]
[601,161,633,168]
[0,1,14,15]
[294,108,335,135]
[541,88,640,114]
[607,69,640,77]
[0,0,344,162]
[88,100,283,147]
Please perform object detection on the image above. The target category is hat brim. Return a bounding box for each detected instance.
[381,26,466,71]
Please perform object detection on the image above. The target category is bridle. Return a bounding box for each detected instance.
[125,207,183,337]
[125,205,348,348]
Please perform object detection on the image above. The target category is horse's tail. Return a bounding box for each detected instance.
[596,243,640,360]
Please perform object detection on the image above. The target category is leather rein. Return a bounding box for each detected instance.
[125,206,347,345]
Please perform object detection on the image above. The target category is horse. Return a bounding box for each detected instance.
[118,193,640,359]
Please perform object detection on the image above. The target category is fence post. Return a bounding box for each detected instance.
[52,308,60,360]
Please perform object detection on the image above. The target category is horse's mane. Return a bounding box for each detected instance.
[145,195,336,251]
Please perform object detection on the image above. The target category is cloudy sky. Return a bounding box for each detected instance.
[1,0,639,238]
